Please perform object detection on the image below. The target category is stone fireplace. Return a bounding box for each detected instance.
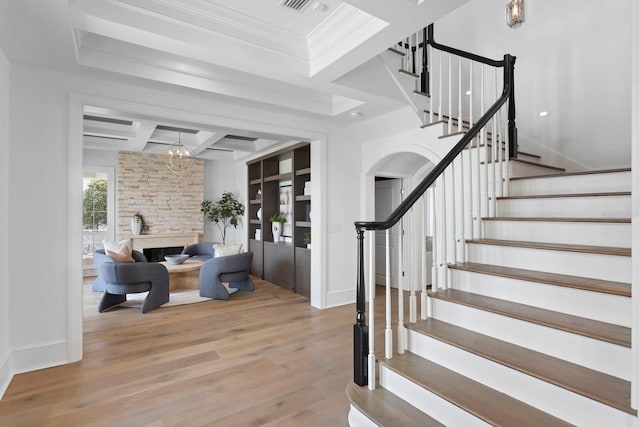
[130,233,202,261]
[117,152,205,241]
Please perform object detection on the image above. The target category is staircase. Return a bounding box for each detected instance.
[348,166,634,426]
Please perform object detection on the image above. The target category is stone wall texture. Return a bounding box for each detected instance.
[117,152,204,239]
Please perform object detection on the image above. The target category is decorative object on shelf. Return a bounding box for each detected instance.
[257,207,262,220]
[201,192,245,244]
[304,180,311,196]
[506,0,524,27]
[269,213,287,243]
[257,189,261,199]
[130,213,148,235]
[165,131,193,175]
[255,229,261,240]
[304,231,311,249]
[164,254,189,265]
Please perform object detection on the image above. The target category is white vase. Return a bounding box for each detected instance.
[131,219,142,235]
[272,222,282,243]
[257,208,262,220]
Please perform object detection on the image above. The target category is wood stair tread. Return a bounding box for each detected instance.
[387,47,405,56]
[407,318,634,414]
[398,69,419,78]
[481,158,565,171]
[428,289,631,347]
[413,90,430,98]
[380,353,572,426]
[466,238,631,257]
[483,216,631,223]
[448,262,631,296]
[510,168,631,181]
[497,191,630,200]
[511,157,565,171]
[346,382,445,427]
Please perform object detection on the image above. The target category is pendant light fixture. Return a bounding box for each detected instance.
[165,131,192,175]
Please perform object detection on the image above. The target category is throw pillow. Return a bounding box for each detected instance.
[104,245,135,262]
[213,243,243,258]
[103,239,130,253]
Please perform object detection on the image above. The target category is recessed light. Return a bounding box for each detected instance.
[539,111,549,117]
[350,111,362,118]
[465,90,472,96]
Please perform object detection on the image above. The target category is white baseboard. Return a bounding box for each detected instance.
[325,288,355,308]
[11,340,68,374]
[0,352,12,399]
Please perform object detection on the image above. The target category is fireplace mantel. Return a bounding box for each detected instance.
[130,233,201,252]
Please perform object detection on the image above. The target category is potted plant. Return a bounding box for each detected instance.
[131,213,148,235]
[201,192,245,244]
[269,213,287,243]
[303,231,311,249]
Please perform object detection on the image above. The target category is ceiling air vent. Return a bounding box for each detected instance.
[279,0,312,12]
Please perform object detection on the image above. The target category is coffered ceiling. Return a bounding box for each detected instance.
[0,0,469,158]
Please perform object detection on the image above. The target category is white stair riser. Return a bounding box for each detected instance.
[467,243,631,282]
[378,365,490,427]
[496,195,631,218]
[510,161,564,178]
[483,220,631,247]
[450,270,631,327]
[430,298,631,380]
[348,406,378,427]
[406,330,634,426]
[510,172,631,196]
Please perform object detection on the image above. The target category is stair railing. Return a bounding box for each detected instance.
[354,25,517,388]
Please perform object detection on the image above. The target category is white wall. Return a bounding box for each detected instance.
[0,48,12,398]
[436,0,632,169]
[203,159,240,244]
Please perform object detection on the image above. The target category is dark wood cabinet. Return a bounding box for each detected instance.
[264,242,294,290]
[247,143,311,297]
[295,247,311,298]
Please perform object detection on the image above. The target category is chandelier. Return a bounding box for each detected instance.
[165,131,193,175]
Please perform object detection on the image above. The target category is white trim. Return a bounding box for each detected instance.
[0,352,12,399]
[68,95,84,364]
[631,0,639,411]
[325,288,355,308]
[11,340,69,374]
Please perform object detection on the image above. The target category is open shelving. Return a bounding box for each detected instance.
[246,143,311,297]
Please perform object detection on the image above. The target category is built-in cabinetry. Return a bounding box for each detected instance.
[247,143,311,297]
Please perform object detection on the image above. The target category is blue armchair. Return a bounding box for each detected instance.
[93,249,169,313]
[199,252,254,299]
[92,249,147,292]
[181,242,218,261]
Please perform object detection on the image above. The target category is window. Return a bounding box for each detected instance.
[82,167,115,267]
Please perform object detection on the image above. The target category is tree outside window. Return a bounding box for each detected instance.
[83,178,108,230]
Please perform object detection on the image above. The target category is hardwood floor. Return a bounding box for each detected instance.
[0,278,357,426]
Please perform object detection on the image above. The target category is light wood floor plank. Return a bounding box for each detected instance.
[0,277,356,426]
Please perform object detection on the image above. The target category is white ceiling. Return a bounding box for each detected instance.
[0,0,469,159]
